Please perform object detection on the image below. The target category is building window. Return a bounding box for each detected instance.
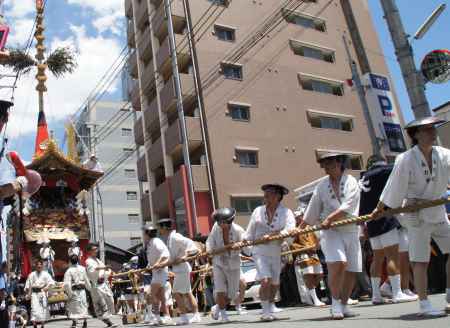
[207,0,229,6]
[215,25,235,42]
[123,148,134,155]
[221,63,243,80]
[236,150,258,167]
[299,74,344,96]
[383,123,406,153]
[308,111,353,131]
[348,154,363,170]
[128,214,140,224]
[124,169,136,178]
[121,128,132,136]
[229,104,250,121]
[290,40,335,63]
[284,11,326,32]
[126,191,138,200]
[231,197,263,215]
[130,237,141,247]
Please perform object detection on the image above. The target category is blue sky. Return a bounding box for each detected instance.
[1,0,449,162]
[368,0,450,122]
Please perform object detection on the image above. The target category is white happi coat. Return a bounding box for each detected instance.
[245,204,296,257]
[25,270,55,323]
[85,257,114,319]
[146,237,170,267]
[39,246,55,276]
[64,264,92,320]
[380,145,450,224]
[166,230,197,273]
[206,222,246,270]
[303,174,361,232]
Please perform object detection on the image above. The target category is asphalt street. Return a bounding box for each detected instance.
[46,294,450,328]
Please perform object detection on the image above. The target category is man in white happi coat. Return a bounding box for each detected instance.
[143,225,170,325]
[24,259,55,328]
[64,255,91,328]
[372,116,450,317]
[206,207,247,322]
[303,153,361,320]
[67,237,82,258]
[38,241,55,278]
[85,243,118,328]
[245,183,295,321]
[158,218,200,325]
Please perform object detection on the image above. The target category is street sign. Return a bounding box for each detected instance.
[421,49,450,84]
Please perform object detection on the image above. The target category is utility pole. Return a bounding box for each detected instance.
[164,0,198,234]
[87,123,97,243]
[380,0,431,119]
[182,0,218,210]
[343,35,381,156]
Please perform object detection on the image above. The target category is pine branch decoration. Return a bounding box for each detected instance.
[45,47,77,78]
[0,48,36,74]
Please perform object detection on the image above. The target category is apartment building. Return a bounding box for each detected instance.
[124,0,406,236]
[76,101,143,249]
[434,101,450,148]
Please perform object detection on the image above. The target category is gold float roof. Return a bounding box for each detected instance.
[26,139,103,190]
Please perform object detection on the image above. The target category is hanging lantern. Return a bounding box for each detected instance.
[420,49,450,84]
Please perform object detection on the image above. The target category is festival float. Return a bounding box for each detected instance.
[1,0,98,310]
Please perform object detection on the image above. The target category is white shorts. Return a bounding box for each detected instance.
[370,228,399,250]
[164,281,173,306]
[320,230,362,272]
[300,263,323,275]
[254,255,281,284]
[408,221,450,262]
[151,268,168,286]
[173,271,191,294]
[213,266,240,300]
[398,227,409,253]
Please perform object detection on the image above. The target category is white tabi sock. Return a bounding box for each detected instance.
[308,288,321,304]
[261,300,270,314]
[389,275,402,297]
[371,277,382,299]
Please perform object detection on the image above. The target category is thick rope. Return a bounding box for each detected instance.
[112,197,450,278]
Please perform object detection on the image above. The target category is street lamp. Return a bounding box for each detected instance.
[414,4,446,40]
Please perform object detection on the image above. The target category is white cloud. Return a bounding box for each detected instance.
[66,0,124,35]
[0,24,123,139]
[4,0,35,18]
[93,11,124,36]
[7,18,35,46]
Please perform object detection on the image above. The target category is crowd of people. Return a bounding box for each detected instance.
[0,102,449,327]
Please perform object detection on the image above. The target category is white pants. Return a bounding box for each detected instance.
[164,281,173,306]
[66,289,90,320]
[212,266,240,300]
[320,230,362,272]
[370,228,399,250]
[173,271,191,294]
[398,227,409,253]
[408,221,450,262]
[30,292,50,323]
[152,268,168,286]
[254,255,281,284]
[91,283,115,320]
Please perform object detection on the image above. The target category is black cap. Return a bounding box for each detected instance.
[212,207,236,224]
[0,100,13,120]
[158,218,174,229]
[261,183,289,195]
[404,116,446,130]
